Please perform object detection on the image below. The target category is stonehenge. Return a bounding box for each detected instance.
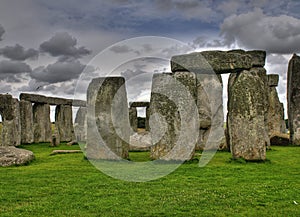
[0,49,296,164]
[287,54,300,145]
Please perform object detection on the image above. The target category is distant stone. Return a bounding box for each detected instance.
[66,140,78,146]
[267,77,286,138]
[0,146,34,167]
[129,102,150,108]
[74,107,87,142]
[129,132,152,151]
[129,107,138,133]
[171,50,266,74]
[287,54,300,145]
[267,74,279,87]
[32,103,52,143]
[270,133,290,146]
[55,104,75,142]
[227,68,268,161]
[19,100,34,144]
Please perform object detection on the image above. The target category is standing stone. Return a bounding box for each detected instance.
[74,107,87,142]
[19,100,34,144]
[145,107,150,131]
[227,68,268,161]
[55,104,75,142]
[287,54,300,145]
[267,74,286,138]
[86,77,129,160]
[33,103,52,143]
[196,74,225,150]
[129,107,138,133]
[1,97,21,146]
[150,72,198,161]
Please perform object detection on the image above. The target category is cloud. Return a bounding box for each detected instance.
[220,8,300,53]
[31,60,94,84]
[40,32,91,58]
[110,45,135,54]
[0,24,4,41]
[0,44,38,60]
[0,60,32,82]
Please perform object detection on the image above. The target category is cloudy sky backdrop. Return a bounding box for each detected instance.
[0,0,300,119]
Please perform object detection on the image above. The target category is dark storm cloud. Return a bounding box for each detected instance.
[0,44,38,60]
[31,60,94,84]
[220,8,300,54]
[40,32,91,58]
[0,60,32,82]
[0,24,4,41]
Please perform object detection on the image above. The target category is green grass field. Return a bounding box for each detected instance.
[0,143,299,217]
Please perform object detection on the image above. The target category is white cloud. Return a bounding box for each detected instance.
[220,8,300,53]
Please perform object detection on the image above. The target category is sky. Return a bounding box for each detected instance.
[1,0,300,119]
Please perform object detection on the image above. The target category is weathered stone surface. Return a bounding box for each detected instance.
[86,77,129,160]
[74,107,87,142]
[145,107,150,131]
[287,54,300,145]
[267,77,286,138]
[267,74,279,87]
[32,103,52,143]
[227,68,268,161]
[55,104,75,142]
[50,127,60,147]
[0,146,34,167]
[270,132,290,146]
[129,132,152,151]
[171,50,266,74]
[19,100,34,144]
[150,72,198,161]
[0,97,21,146]
[129,107,138,132]
[195,73,225,150]
[20,93,86,106]
[129,101,150,108]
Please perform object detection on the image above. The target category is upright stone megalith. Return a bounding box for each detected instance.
[287,54,300,145]
[149,72,198,161]
[129,107,138,133]
[227,68,268,160]
[55,104,75,142]
[267,74,286,137]
[74,106,87,142]
[32,103,52,143]
[0,96,21,146]
[86,77,129,160]
[19,100,34,144]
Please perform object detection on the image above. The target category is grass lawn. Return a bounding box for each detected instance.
[0,143,299,217]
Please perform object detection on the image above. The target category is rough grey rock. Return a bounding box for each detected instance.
[149,72,198,161]
[129,107,138,133]
[74,107,87,142]
[227,68,268,161]
[86,77,129,160]
[0,96,21,146]
[267,74,279,87]
[287,54,300,145]
[270,132,290,146]
[267,75,286,138]
[32,103,52,143]
[19,100,34,144]
[171,50,266,74]
[0,146,34,167]
[20,93,86,107]
[129,132,152,151]
[129,102,150,108]
[195,73,225,150]
[55,104,75,142]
